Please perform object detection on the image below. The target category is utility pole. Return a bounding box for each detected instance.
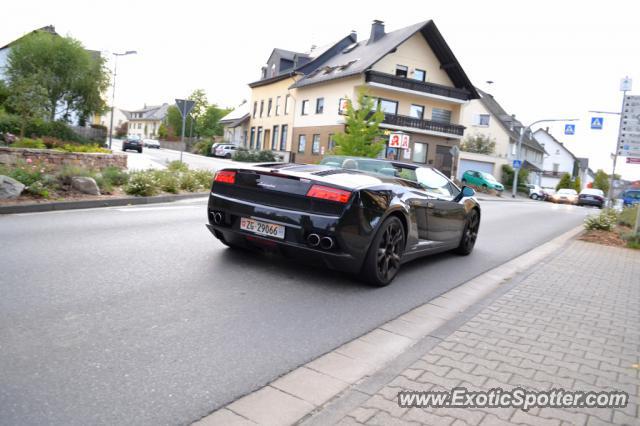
[107,51,137,150]
[511,118,579,198]
[610,77,632,205]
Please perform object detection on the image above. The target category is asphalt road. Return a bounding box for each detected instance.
[110,139,235,172]
[0,199,590,425]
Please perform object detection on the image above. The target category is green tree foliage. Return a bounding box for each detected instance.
[333,90,385,158]
[501,164,529,188]
[460,133,496,154]
[556,173,573,190]
[0,80,10,112]
[6,32,109,123]
[166,105,190,137]
[7,74,49,136]
[573,176,582,192]
[198,105,230,137]
[592,169,610,194]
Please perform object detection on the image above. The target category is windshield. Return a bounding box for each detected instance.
[415,167,459,198]
[481,172,497,182]
[625,191,640,199]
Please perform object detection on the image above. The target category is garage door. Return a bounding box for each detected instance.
[458,159,495,179]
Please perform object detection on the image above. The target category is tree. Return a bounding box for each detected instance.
[166,105,194,138]
[593,169,610,194]
[7,74,49,136]
[188,89,208,135]
[157,123,168,139]
[573,176,582,192]
[198,104,231,137]
[460,133,496,154]
[0,80,10,112]
[333,90,385,157]
[556,173,573,191]
[6,31,109,123]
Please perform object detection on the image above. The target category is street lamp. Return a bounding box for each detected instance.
[108,50,137,149]
[511,118,579,198]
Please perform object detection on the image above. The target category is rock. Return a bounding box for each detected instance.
[71,176,100,195]
[0,175,25,199]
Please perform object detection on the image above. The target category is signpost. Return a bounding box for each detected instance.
[590,117,603,129]
[627,158,640,164]
[175,98,195,163]
[512,160,522,169]
[564,124,576,135]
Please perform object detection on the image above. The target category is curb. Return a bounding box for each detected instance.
[193,225,585,426]
[0,192,209,214]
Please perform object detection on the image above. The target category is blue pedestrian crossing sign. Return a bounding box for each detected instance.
[564,124,576,135]
[512,160,522,169]
[590,117,603,129]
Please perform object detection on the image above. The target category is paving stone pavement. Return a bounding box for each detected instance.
[335,241,640,426]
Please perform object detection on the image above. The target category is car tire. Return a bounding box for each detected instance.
[138,148,142,153]
[225,153,232,159]
[531,194,539,200]
[361,216,405,287]
[455,209,479,256]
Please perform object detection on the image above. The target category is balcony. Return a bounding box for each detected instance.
[382,113,465,137]
[365,70,472,101]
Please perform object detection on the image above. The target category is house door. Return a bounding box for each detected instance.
[435,145,453,178]
[264,129,271,150]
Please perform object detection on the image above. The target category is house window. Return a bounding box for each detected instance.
[285,95,291,115]
[432,108,452,123]
[267,98,272,116]
[312,134,320,154]
[253,102,257,118]
[377,98,398,115]
[316,98,324,114]
[478,114,490,126]
[256,127,263,150]
[275,96,281,116]
[412,142,428,163]
[249,127,255,149]
[301,100,310,115]
[410,104,424,120]
[511,143,517,156]
[259,100,264,117]
[298,134,307,153]
[395,65,408,78]
[553,163,559,174]
[413,69,426,82]
[272,125,279,150]
[328,134,336,152]
[280,125,288,151]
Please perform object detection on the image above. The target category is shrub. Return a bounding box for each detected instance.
[124,171,159,196]
[618,206,638,228]
[58,144,111,153]
[621,232,640,249]
[100,166,129,187]
[0,113,21,134]
[93,174,112,194]
[11,138,46,149]
[153,170,180,193]
[179,170,201,192]
[57,165,95,186]
[193,139,215,157]
[233,149,277,162]
[584,209,618,231]
[3,161,55,198]
[192,169,214,189]
[166,160,189,172]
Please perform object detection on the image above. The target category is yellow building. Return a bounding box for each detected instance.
[247,20,478,176]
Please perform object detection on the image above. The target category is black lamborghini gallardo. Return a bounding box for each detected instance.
[206,157,480,286]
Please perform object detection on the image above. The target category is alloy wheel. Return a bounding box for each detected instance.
[462,212,479,251]
[376,221,404,282]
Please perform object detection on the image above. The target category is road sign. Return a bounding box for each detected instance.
[590,117,603,129]
[620,77,633,92]
[564,124,575,135]
[512,160,522,169]
[627,157,640,164]
[175,99,195,117]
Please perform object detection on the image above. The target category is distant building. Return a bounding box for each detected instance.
[534,128,589,189]
[123,104,169,139]
[219,102,250,146]
[90,108,128,135]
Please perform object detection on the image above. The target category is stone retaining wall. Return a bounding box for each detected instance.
[0,147,127,171]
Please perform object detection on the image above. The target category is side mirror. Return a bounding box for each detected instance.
[461,186,475,197]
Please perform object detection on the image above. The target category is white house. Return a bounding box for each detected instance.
[123,104,169,139]
[459,89,546,184]
[533,128,584,189]
[220,102,250,146]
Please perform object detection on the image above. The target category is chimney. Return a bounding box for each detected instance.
[350,30,357,41]
[368,20,385,44]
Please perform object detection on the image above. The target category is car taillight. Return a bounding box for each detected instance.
[214,170,236,184]
[306,184,351,203]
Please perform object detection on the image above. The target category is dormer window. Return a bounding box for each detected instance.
[412,69,426,82]
[271,64,276,77]
[395,65,408,78]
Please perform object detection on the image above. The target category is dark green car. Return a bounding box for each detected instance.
[461,170,504,192]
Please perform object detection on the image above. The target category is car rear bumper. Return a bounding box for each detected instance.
[206,193,365,274]
[578,198,603,206]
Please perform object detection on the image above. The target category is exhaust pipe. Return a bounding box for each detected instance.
[307,233,320,247]
[320,236,334,250]
[213,212,223,224]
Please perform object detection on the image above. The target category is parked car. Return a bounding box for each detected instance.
[461,170,504,192]
[550,188,578,205]
[622,189,640,207]
[526,184,547,200]
[578,188,605,208]
[213,144,239,159]
[122,136,143,153]
[206,157,480,287]
[143,139,160,149]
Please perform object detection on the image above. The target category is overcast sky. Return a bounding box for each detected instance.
[4,0,640,179]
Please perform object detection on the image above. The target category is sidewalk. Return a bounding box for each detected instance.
[307,241,639,426]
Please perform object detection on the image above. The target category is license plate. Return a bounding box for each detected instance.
[240,217,285,239]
